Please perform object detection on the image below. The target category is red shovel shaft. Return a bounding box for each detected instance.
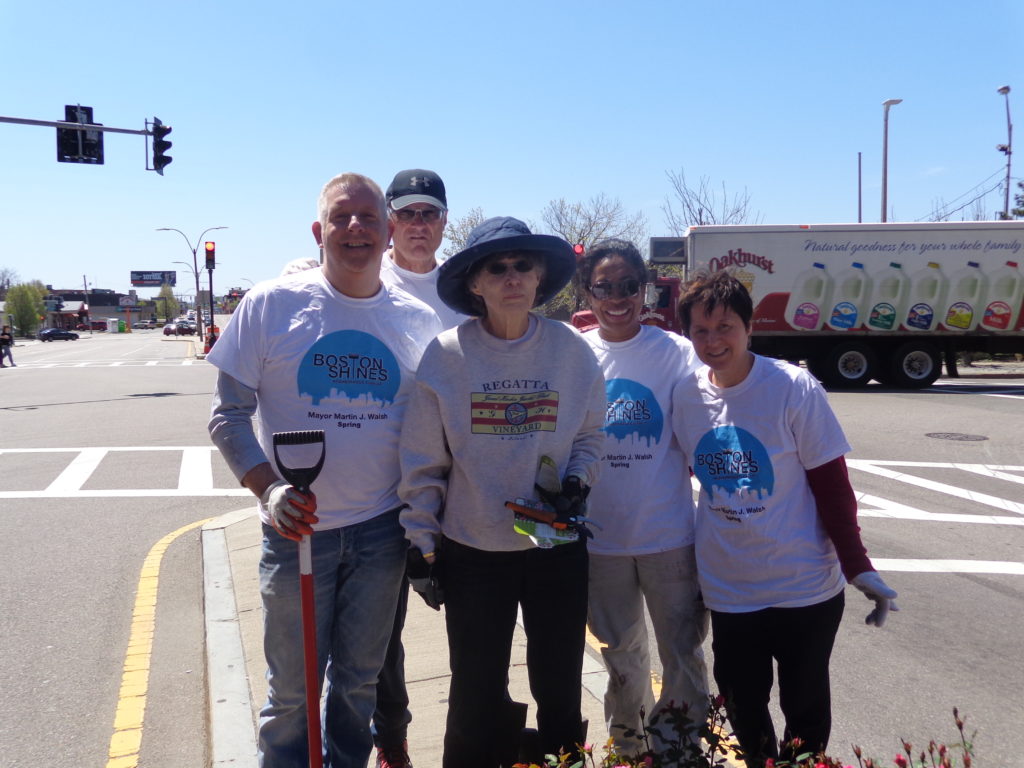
[299,535,323,768]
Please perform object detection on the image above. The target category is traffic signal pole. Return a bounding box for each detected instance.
[0,111,172,173]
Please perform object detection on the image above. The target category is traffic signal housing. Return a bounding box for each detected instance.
[205,241,216,270]
[151,118,173,175]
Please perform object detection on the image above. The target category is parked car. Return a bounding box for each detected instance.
[163,324,177,336]
[175,321,196,335]
[38,328,80,341]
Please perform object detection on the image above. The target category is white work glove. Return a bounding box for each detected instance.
[261,480,318,542]
[851,571,899,628]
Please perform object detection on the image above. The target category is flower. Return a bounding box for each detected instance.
[894,755,908,768]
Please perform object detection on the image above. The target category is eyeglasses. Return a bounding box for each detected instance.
[391,207,444,224]
[483,259,537,277]
[588,278,642,300]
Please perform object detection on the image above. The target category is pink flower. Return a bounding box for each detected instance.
[764,760,775,768]
[894,755,908,768]
[643,756,654,767]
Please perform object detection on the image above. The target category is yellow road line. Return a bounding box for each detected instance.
[105,518,212,768]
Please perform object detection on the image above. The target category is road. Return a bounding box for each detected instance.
[1,330,1022,767]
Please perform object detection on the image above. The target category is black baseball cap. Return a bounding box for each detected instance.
[386,169,447,211]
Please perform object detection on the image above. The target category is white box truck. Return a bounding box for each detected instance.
[650,221,1024,388]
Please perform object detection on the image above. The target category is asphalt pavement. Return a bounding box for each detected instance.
[201,508,612,768]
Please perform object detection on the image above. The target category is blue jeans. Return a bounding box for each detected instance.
[258,508,407,768]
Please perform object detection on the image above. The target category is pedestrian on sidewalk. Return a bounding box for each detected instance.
[368,169,463,768]
[575,239,709,759]
[400,216,606,768]
[672,270,899,768]
[207,173,442,768]
[0,325,15,367]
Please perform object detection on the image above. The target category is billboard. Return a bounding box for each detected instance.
[131,270,176,287]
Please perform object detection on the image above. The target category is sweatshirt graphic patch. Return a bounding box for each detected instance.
[470,391,558,435]
[298,330,401,406]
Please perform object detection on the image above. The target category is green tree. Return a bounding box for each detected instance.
[156,284,179,322]
[6,282,46,336]
[1012,180,1024,219]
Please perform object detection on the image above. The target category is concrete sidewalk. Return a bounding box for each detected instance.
[202,508,612,768]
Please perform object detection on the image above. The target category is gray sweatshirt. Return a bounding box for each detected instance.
[399,316,606,554]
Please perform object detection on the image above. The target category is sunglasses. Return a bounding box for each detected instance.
[483,259,537,277]
[392,208,443,223]
[588,278,642,300]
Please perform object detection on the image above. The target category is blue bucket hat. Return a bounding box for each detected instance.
[437,216,575,316]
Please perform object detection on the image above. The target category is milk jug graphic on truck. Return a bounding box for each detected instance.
[826,262,872,330]
[904,262,947,331]
[981,261,1024,330]
[866,262,909,331]
[942,261,988,331]
[785,262,833,330]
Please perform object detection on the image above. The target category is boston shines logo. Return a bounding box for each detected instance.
[298,330,401,406]
[602,378,663,446]
[693,425,775,503]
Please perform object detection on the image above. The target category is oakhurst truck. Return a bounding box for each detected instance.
[650,221,1024,388]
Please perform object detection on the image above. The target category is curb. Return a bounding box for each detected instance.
[202,509,259,768]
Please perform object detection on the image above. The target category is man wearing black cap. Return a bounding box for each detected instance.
[382,169,466,330]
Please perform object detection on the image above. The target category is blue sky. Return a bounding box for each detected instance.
[2,0,1021,298]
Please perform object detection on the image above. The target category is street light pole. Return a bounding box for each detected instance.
[881,98,903,222]
[156,226,228,341]
[998,86,1013,219]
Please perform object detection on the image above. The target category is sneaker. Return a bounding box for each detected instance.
[376,742,412,768]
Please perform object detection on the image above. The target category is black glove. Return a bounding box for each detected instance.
[535,476,592,534]
[407,547,444,611]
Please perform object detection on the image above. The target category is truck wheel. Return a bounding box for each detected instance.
[809,342,877,388]
[886,342,942,389]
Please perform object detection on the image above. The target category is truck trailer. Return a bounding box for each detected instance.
[648,221,1024,388]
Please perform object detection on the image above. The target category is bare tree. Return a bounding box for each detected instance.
[537,194,648,316]
[661,169,761,234]
[442,206,488,259]
[540,193,648,250]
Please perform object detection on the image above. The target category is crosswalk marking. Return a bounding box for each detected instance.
[847,459,1024,515]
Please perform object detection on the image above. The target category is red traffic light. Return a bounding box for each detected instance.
[205,241,216,269]
[573,243,585,260]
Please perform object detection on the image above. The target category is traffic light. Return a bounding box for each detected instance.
[151,118,173,175]
[573,243,585,260]
[205,241,216,270]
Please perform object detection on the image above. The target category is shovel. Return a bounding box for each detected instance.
[273,430,326,768]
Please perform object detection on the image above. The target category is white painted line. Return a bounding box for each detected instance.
[45,448,106,493]
[179,448,214,491]
[0,446,220,454]
[146,361,159,366]
[111,361,125,367]
[0,488,251,499]
[847,460,1024,515]
[857,493,1024,526]
[946,464,1024,485]
[873,558,1024,575]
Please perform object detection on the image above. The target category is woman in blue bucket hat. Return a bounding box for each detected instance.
[400,217,606,767]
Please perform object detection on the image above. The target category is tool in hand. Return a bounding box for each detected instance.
[272,430,326,768]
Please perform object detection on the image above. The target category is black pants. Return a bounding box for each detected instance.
[710,591,845,768]
[441,537,588,768]
[373,573,411,747]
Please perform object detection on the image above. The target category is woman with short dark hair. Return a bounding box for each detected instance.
[672,270,898,768]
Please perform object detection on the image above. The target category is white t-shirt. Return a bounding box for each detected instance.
[582,325,701,555]
[380,250,466,330]
[207,268,442,529]
[672,354,850,612]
